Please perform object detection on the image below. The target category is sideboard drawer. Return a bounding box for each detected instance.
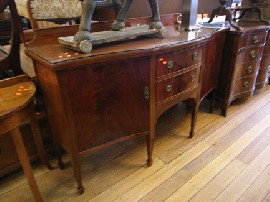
[156,46,202,78]
[156,66,200,103]
[235,47,264,64]
[231,76,256,97]
[238,31,267,49]
[234,61,260,79]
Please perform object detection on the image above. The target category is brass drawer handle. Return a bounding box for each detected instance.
[192,52,198,61]
[190,75,196,82]
[250,50,256,59]
[246,66,253,74]
[166,84,172,92]
[167,60,174,69]
[252,35,259,44]
[243,81,249,88]
[144,86,149,100]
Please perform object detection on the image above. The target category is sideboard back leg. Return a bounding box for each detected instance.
[53,142,65,169]
[209,90,216,114]
[221,101,230,117]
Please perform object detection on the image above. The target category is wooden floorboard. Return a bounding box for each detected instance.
[1,86,270,202]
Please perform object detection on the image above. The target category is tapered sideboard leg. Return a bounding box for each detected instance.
[146,128,155,167]
[190,98,199,139]
[70,152,84,194]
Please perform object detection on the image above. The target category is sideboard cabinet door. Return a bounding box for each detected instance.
[59,58,150,152]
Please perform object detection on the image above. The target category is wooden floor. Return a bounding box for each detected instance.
[1,86,270,202]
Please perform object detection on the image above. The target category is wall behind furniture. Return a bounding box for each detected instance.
[127,0,220,18]
[93,0,220,21]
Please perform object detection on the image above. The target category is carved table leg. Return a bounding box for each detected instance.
[70,152,84,194]
[11,127,43,202]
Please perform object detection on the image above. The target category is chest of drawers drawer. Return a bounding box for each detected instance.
[235,47,264,64]
[234,61,260,79]
[237,31,267,49]
[263,41,270,54]
[231,76,256,97]
[261,55,270,68]
[156,66,200,103]
[156,46,202,78]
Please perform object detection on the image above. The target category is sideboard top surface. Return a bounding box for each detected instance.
[25,26,225,71]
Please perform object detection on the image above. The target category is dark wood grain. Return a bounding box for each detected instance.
[200,30,226,110]
[217,24,269,116]
[256,32,270,90]
[25,21,218,192]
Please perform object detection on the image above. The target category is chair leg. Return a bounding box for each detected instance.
[30,114,53,170]
[10,127,43,202]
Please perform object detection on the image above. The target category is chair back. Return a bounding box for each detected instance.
[26,0,122,29]
[0,0,23,76]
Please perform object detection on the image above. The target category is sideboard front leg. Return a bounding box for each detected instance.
[70,152,84,194]
[189,98,199,139]
[146,128,155,167]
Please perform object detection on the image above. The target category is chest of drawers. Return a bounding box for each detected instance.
[217,26,268,116]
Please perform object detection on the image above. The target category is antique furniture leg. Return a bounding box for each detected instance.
[54,143,65,169]
[189,98,199,138]
[30,111,53,170]
[209,90,216,113]
[221,101,230,117]
[146,122,155,167]
[10,127,43,202]
[70,152,84,194]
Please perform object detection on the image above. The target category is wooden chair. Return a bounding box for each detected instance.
[0,0,52,201]
[25,0,122,29]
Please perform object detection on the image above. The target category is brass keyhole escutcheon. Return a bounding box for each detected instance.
[252,36,259,44]
[192,52,198,61]
[190,75,196,82]
[246,66,253,74]
[167,60,174,69]
[144,86,149,100]
[243,81,249,88]
[250,50,256,59]
[166,84,172,92]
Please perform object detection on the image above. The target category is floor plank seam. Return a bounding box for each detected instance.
[237,160,270,202]
[212,131,270,201]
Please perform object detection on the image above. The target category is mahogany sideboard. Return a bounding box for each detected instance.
[25,23,227,192]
